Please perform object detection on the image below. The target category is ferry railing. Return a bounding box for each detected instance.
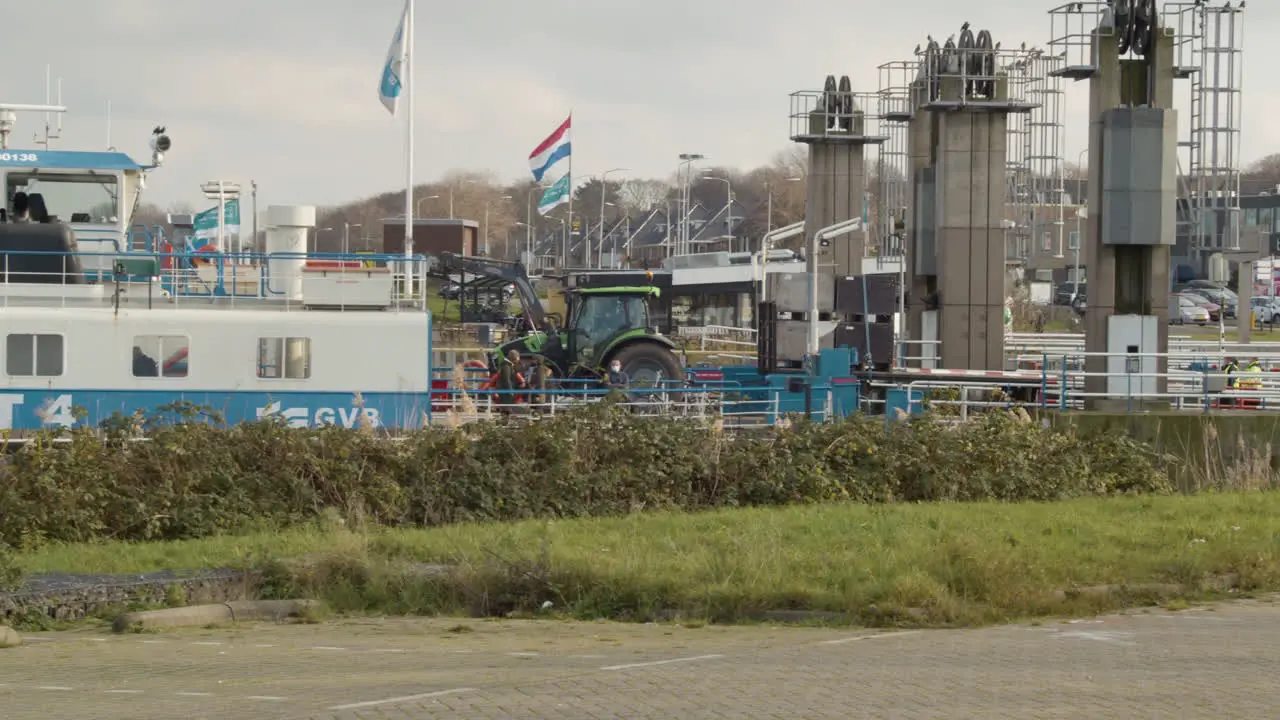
[425,379,832,427]
[0,248,434,311]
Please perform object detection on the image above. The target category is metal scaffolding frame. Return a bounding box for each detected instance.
[873,94,908,264]
[1026,50,1067,261]
[876,61,917,266]
[1171,1,1245,257]
[1003,55,1035,263]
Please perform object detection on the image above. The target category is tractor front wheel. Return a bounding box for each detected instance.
[609,343,684,388]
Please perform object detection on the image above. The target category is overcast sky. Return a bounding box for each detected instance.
[8,1,1277,209]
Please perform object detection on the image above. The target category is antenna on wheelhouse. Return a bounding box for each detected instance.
[106,99,115,151]
[0,101,67,150]
[35,65,64,149]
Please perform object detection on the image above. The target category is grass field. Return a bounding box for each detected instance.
[17,493,1280,627]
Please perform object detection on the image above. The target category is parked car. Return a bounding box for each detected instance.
[1189,287,1237,317]
[1250,296,1280,324]
[1171,295,1210,325]
[1181,279,1221,291]
[439,281,515,303]
[1177,292,1221,321]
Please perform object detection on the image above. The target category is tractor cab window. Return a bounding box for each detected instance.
[572,293,650,359]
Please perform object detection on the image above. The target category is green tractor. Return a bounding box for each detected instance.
[497,285,684,386]
[433,253,683,386]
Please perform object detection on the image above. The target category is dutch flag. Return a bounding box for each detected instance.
[529,115,571,184]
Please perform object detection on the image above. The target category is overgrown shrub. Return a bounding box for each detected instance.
[0,542,20,590]
[0,404,1174,549]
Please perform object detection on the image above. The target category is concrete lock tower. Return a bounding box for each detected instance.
[771,77,886,361]
[898,26,1036,369]
[1050,1,1178,404]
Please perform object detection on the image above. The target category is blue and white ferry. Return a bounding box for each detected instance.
[0,104,434,433]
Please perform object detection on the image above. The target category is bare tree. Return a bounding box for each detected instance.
[1244,154,1280,192]
[618,179,671,213]
[319,143,843,257]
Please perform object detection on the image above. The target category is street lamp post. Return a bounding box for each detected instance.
[598,168,628,268]
[525,193,534,262]
[482,195,513,256]
[514,221,532,265]
[765,176,803,240]
[677,153,704,256]
[343,223,362,255]
[416,195,439,217]
[312,227,333,252]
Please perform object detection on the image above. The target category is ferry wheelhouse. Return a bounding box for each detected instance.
[0,115,433,433]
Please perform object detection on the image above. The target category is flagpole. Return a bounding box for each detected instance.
[566,111,573,268]
[403,0,415,298]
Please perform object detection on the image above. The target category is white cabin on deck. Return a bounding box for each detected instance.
[0,306,431,394]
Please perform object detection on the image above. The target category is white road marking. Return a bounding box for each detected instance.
[253,644,276,648]
[36,686,73,691]
[176,691,214,697]
[311,646,346,651]
[1053,630,1137,645]
[329,687,474,710]
[191,642,222,646]
[246,695,288,701]
[600,654,724,671]
[370,648,407,653]
[90,638,107,642]
[508,652,539,657]
[818,631,922,645]
[106,689,143,694]
[141,640,166,644]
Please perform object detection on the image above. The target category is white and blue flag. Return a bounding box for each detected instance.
[537,174,571,216]
[378,1,409,114]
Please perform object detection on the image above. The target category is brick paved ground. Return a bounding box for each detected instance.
[3,598,1279,719]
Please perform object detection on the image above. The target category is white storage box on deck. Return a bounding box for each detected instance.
[301,266,394,308]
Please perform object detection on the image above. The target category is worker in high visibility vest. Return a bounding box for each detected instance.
[1238,357,1265,391]
[1224,357,1239,388]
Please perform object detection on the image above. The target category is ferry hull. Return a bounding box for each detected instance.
[0,389,437,432]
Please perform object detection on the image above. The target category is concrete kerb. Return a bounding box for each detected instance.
[0,625,21,648]
[111,599,322,633]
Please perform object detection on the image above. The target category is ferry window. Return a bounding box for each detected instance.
[257,337,311,379]
[5,333,64,377]
[6,172,119,223]
[132,335,189,378]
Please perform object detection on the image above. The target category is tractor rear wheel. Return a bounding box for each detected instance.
[610,343,684,388]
